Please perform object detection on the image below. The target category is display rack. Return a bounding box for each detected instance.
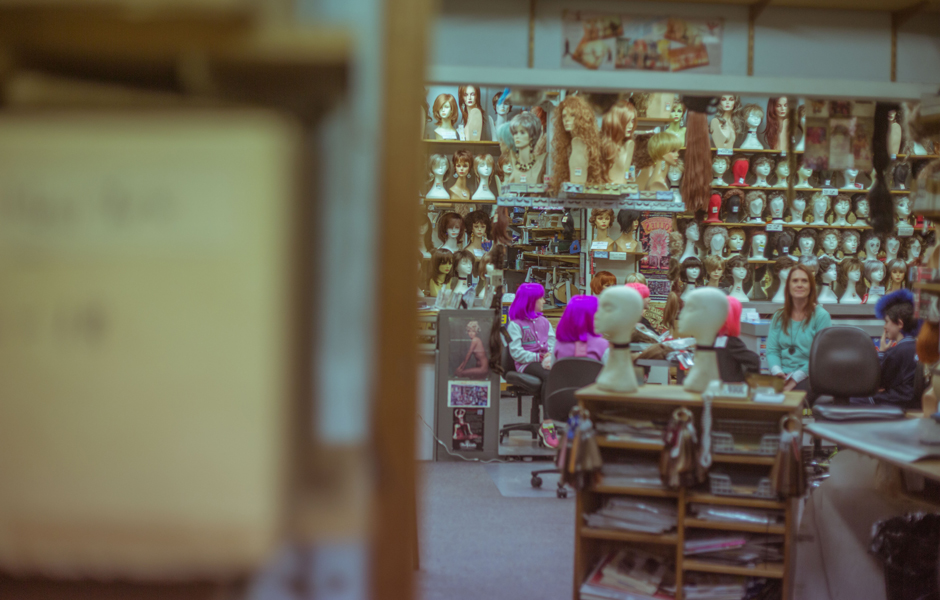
[574,384,805,600]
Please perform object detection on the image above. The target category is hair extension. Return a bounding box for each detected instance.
[764,97,785,151]
[870,102,901,234]
[550,95,605,196]
[600,100,638,176]
[662,291,683,337]
[772,255,797,278]
[419,210,433,252]
[680,96,714,213]
[491,207,513,245]
[590,271,617,295]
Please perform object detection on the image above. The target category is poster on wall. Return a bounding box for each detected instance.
[637,212,673,302]
[447,380,491,408]
[562,11,723,74]
[803,100,874,172]
[453,408,485,452]
[448,317,492,379]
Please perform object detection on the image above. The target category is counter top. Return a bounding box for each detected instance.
[576,382,804,412]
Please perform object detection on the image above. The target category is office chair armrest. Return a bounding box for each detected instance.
[506,371,542,393]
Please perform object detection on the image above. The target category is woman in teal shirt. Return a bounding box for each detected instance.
[766,264,831,395]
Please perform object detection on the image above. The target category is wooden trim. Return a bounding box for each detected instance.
[747,0,771,77]
[528,0,536,69]
[371,0,432,597]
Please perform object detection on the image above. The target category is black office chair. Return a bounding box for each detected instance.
[809,326,881,406]
[530,357,604,498]
[498,343,544,444]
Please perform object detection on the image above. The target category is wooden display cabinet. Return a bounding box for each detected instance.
[573,384,805,600]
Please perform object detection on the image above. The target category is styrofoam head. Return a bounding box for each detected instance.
[595,286,644,343]
[677,287,729,342]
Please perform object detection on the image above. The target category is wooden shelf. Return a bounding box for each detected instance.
[682,559,785,579]
[686,491,787,510]
[711,185,792,191]
[597,437,663,451]
[679,217,877,230]
[915,282,940,294]
[711,453,776,466]
[684,518,786,535]
[581,527,678,545]
[522,251,580,264]
[898,154,940,160]
[592,482,678,498]
[597,439,775,465]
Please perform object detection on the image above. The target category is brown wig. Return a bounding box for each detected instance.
[773,264,818,335]
[870,102,902,234]
[449,249,477,291]
[917,322,940,365]
[733,104,765,138]
[632,132,654,170]
[490,207,513,245]
[838,256,864,296]
[600,100,638,175]
[669,231,685,257]
[491,90,511,114]
[704,255,724,283]
[437,211,465,244]
[589,208,615,227]
[475,244,507,294]
[453,149,473,173]
[661,292,683,337]
[464,210,492,241]
[590,271,617,295]
[432,94,459,127]
[764,97,786,150]
[681,96,714,213]
[457,85,485,125]
[428,248,455,288]
[496,152,511,181]
[550,94,605,196]
[724,254,752,291]
[680,256,704,285]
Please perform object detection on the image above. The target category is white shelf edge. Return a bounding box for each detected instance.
[427,66,937,102]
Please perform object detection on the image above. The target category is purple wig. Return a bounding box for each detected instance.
[556,295,602,343]
[509,283,545,322]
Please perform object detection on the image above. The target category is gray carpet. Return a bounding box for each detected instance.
[417,461,575,600]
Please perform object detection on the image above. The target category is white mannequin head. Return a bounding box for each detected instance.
[748,194,764,218]
[823,262,837,283]
[456,255,474,277]
[747,112,762,128]
[845,167,858,180]
[779,267,792,284]
[686,265,701,282]
[822,231,839,254]
[769,194,785,218]
[729,229,745,252]
[685,221,700,242]
[595,286,644,344]
[668,163,683,184]
[756,161,772,177]
[799,164,813,179]
[713,156,729,176]
[886,235,900,255]
[865,235,880,258]
[908,237,922,260]
[751,233,767,256]
[812,194,828,219]
[842,231,859,255]
[776,161,789,179]
[791,196,806,217]
[848,268,861,283]
[677,287,729,346]
[798,233,815,255]
[710,232,727,255]
[855,197,870,219]
[867,261,885,285]
[732,262,748,281]
[833,195,850,218]
[477,161,492,178]
[895,196,912,219]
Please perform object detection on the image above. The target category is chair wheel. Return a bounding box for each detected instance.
[531,475,543,488]
[557,487,567,499]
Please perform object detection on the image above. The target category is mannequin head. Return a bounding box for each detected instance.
[750,231,767,258]
[864,260,886,285]
[453,150,473,180]
[668,159,685,185]
[905,236,923,262]
[791,194,807,219]
[600,100,638,146]
[491,90,512,116]
[832,194,851,219]
[726,254,752,287]
[775,159,790,182]
[677,287,729,345]
[594,286,644,344]
[723,190,744,222]
[678,218,701,243]
[508,282,545,321]
[457,85,484,124]
[428,153,450,182]
[473,154,495,183]
[497,153,512,180]
[464,210,491,242]
[854,195,870,220]
[887,259,907,287]
[433,94,459,127]
[839,257,863,294]
[590,271,617,295]
[680,256,704,285]
[705,193,722,222]
[796,228,817,256]
[671,102,686,125]
[617,209,641,236]
[735,103,765,133]
[731,158,749,185]
[430,248,455,282]
[773,255,797,286]
[510,111,542,153]
[894,195,913,220]
[713,155,730,177]
[475,244,506,291]
[894,161,911,188]
[811,192,830,221]
[799,254,819,276]
[768,192,786,219]
[753,155,774,179]
[840,229,860,256]
[817,256,838,286]
[862,231,882,259]
[452,248,476,279]
[647,131,682,165]
[818,230,839,255]
[772,231,794,258]
[703,225,729,256]
[798,164,814,181]
[704,255,724,285]
[437,211,465,244]
[551,94,603,195]
[885,234,901,257]
[745,190,766,219]
[765,97,788,150]
[843,167,859,182]
[728,228,746,252]
[590,208,615,231]
[718,94,741,116]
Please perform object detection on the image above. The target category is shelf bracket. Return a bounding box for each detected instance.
[747,0,772,76]
[891,1,928,82]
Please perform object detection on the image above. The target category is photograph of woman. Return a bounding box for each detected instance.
[455,320,490,378]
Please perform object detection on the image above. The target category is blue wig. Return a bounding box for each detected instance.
[875,288,914,320]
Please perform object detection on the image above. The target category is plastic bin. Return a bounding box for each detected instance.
[710,418,780,456]
[708,470,776,500]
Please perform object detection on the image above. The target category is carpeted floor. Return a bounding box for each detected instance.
[416,461,575,600]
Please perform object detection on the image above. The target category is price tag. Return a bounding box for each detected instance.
[626,193,640,200]
[473,249,485,257]
[854,183,864,189]
[822,188,838,196]
[731,206,739,212]
[609,251,627,261]
[627,165,635,181]
[899,224,915,237]
[766,223,783,232]
[715,336,728,348]
[594,251,609,259]
[870,286,885,295]
[591,241,610,251]
[717,148,733,156]
[891,154,897,160]
[656,191,674,200]
[824,179,831,186]
[780,151,787,157]
[899,184,906,190]
[472,130,479,136]
[574,168,583,177]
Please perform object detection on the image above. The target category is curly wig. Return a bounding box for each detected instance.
[795,228,818,254]
[744,190,767,219]
[862,231,882,259]
[840,229,861,254]
[703,225,729,256]
[723,189,745,221]
[464,210,492,241]
[817,229,840,254]
[752,154,774,173]
[589,208,615,227]
[715,94,742,135]
[550,95,605,195]
[669,231,685,257]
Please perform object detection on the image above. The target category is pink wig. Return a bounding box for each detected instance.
[509,283,545,322]
[625,282,650,299]
[556,295,602,343]
[718,296,743,338]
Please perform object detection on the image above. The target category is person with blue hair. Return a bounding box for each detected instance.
[851,288,921,407]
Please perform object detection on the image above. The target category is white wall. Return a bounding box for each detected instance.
[432,0,940,86]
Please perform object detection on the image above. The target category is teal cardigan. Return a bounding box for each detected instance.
[765,305,831,381]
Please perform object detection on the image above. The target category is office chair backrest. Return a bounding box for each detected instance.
[501,342,516,375]
[809,326,881,397]
[543,357,604,422]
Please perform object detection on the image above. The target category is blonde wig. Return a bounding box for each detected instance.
[550,94,605,196]
[433,94,459,127]
[647,131,683,163]
[427,153,450,184]
[600,100,638,174]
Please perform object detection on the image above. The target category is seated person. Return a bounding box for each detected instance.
[625,282,654,331]
[553,295,609,364]
[714,296,761,383]
[851,289,920,408]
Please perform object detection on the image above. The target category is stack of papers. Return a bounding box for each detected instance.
[684,533,748,555]
[683,533,783,566]
[681,573,747,600]
[584,497,677,534]
[688,504,784,527]
[581,549,675,600]
[600,460,664,489]
[596,418,665,445]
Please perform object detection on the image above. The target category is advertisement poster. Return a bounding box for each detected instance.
[637,212,673,302]
[447,380,491,408]
[448,316,492,379]
[803,101,874,172]
[453,408,485,452]
[563,12,723,74]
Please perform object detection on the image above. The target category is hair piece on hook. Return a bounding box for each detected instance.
[869,102,901,234]
[680,96,714,213]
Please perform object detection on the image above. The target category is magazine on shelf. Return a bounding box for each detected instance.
[580,550,675,600]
